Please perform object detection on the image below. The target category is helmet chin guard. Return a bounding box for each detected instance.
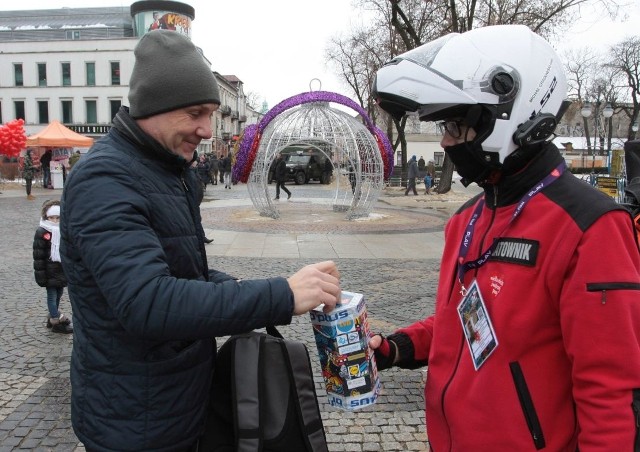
[373,25,568,164]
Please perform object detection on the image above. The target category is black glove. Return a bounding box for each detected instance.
[372,334,397,371]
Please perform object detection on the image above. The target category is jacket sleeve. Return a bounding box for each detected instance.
[208,269,237,283]
[389,316,433,369]
[559,210,640,450]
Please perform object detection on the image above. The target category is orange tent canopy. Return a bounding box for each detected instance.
[26,120,94,147]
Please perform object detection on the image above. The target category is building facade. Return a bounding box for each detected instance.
[0,5,261,157]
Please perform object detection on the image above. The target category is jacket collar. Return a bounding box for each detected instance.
[484,142,565,208]
[112,106,194,171]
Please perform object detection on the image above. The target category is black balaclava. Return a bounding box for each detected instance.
[442,105,502,187]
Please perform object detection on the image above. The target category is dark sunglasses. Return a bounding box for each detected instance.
[437,120,467,139]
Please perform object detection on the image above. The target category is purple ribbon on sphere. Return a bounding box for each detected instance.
[233,91,394,183]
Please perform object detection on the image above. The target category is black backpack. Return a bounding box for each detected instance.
[201,327,328,452]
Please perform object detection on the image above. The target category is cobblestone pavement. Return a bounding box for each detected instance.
[0,182,479,451]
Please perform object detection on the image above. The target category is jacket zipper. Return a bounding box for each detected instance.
[633,388,640,452]
[440,335,464,452]
[441,192,497,450]
[509,362,546,450]
[181,169,209,280]
[586,282,640,304]
[442,191,500,450]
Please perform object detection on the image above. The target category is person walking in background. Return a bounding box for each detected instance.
[221,153,232,189]
[40,149,52,189]
[209,153,219,185]
[23,149,36,200]
[323,156,333,184]
[404,155,418,195]
[370,24,640,450]
[423,170,432,195]
[347,161,357,194]
[196,153,211,190]
[274,152,291,200]
[33,200,72,334]
[60,30,340,451]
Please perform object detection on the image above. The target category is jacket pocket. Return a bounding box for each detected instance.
[633,388,640,452]
[509,362,546,450]
[586,282,640,304]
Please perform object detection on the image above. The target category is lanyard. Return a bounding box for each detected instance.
[456,162,566,295]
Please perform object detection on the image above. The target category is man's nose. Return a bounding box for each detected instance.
[198,119,213,139]
[440,133,456,148]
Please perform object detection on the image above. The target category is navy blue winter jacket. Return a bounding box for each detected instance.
[60,108,294,451]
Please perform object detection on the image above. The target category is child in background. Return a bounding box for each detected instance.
[33,200,73,334]
[424,172,433,195]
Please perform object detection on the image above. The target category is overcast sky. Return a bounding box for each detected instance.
[4,1,640,109]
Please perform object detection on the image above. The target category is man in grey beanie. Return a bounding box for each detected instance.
[60,29,341,451]
[128,29,221,119]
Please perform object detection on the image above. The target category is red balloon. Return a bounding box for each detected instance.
[0,120,24,156]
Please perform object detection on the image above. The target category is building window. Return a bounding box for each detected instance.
[66,30,80,40]
[111,62,120,86]
[86,62,95,86]
[14,64,23,87]
[38,101,49,124]
[110,99,122,121]
[86,100,97,123]
[37,63,47,87]
[434,151,445,167]
[62,62,71,86]
[14,101,25,121]
[62,100,73,124]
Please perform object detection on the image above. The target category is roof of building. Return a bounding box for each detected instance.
[223,75,242,83]
[0,7,132,30]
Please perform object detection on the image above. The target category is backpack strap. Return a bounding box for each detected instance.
[266,325,282,339]
[280,340,329,452]
[233,334,264,452]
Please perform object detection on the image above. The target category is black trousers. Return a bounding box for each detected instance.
[405,178,418,195]
[276,181,291,198]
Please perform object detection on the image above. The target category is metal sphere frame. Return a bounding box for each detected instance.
[246,101,385,220]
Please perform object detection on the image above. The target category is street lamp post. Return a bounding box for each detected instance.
[581,99,614,174]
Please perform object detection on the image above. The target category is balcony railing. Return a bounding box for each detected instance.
[239,114,247,123]
[231,110,239,120]
[220,105,231,117]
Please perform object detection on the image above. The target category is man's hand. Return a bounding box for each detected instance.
[288,261,341,315]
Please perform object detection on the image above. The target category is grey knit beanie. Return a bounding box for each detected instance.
[128,30,220,119]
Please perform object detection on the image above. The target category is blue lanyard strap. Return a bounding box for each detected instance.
[456,162,566,292]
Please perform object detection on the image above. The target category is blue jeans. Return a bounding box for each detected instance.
[46,286,64,318]
[43,167,51,188]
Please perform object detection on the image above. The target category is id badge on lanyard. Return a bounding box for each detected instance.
[457,279,498,370]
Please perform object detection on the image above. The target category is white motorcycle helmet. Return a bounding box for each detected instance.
[373,25,568,164]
